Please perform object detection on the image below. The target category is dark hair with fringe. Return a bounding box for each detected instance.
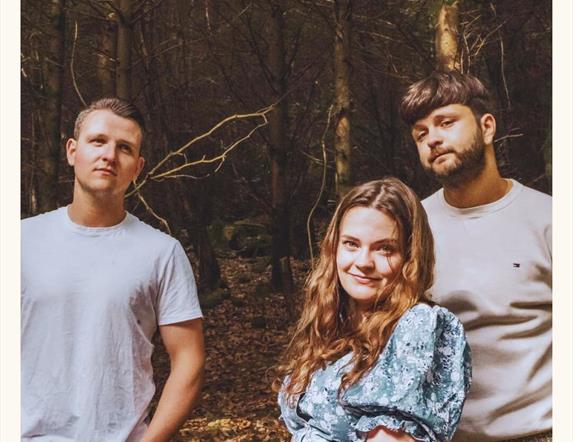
[400,71,493,126]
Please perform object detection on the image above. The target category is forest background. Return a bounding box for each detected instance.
[20,0,552,440]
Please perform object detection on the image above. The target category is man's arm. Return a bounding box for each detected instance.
[141,318,205,442]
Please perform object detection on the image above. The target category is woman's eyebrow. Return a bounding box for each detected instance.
[371,238,399,245]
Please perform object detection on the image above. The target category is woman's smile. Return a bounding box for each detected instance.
[336,206,404,309]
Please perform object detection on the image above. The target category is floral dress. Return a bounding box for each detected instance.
[278,304,471,441]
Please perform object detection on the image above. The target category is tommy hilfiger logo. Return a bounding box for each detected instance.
[513,263,521,268]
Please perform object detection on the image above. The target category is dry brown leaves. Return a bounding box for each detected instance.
[151,256,309,441]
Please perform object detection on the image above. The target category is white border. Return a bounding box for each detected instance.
[0,0,21,440]
[2,0,571,440]
[552,0,573,440]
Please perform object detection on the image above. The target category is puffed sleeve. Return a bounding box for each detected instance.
[278,383,333,441]
[341,304,471,442]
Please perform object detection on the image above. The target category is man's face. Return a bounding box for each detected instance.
[67,109,145,199]
[411,104,490,186]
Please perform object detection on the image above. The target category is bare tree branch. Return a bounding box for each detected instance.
[489,2,511,109]
[135,189,172,234]
[126,105,274,197]
[495,133,524,143]
[307,104,333,264]
[70,21,87,106]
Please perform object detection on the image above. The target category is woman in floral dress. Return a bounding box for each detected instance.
[276,178,471,442]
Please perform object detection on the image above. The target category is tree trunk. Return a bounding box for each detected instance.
[435,1,460,71]
[194,221,222,292]
[333,0,353,200]
[97,12,117,96]
[35,0,66,213]
[182,184,222,292]
[268,1,294,294]
[116,0,132,99]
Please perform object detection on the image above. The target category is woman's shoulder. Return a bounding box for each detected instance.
[401,302,460,322]
[343,304,471,441]
[383,303,469,365]
[396,303,464,337]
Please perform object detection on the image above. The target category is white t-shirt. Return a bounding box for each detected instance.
[21,207,203,442]
[423,180,551,441]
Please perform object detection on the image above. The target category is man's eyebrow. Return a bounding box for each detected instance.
[433,112,459,120]
[118,139,136,147]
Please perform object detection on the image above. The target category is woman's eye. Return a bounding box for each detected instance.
[376,245,394,254]
[442,119,454,127]
[343,240,358,249]
[415,131,426,142]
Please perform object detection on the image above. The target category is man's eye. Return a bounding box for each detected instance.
[441,120,454,127]
[120,144,132,152]
[92,139,104,145]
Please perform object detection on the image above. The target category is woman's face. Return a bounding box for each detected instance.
[336,206,404,311]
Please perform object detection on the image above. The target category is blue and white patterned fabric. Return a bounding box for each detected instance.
[278,304,471,441]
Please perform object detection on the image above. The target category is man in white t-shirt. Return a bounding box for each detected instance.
[400,72,551,442]
[21,98,205,441]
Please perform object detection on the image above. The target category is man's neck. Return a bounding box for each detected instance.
[68,191,127,227]
[442,155,510,209]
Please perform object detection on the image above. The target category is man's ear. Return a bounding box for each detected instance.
[480,113,496,146]
[135,156,145,180]
[66,138,77,166]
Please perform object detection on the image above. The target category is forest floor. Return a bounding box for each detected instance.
[151,255,309,441]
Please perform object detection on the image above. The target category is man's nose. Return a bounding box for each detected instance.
[101,143,117,162]
[426,127,443,149]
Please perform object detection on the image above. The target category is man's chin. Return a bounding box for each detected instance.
[428,166,483,188]
[79,183,126,198]
[424,162,462,182]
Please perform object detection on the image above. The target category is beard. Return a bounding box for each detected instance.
[424,130,486,187]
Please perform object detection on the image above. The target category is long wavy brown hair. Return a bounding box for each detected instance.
[275,177,435,403]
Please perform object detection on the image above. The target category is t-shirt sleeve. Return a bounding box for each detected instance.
[156,241,202,325]
[342,305,471,442]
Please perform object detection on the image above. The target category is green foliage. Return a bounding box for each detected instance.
[254,282,273,299]
[199,287,231,309]
[251,316,267,329]
[252,258,272,274]
[237,274,251,284]
[207,218,228,251]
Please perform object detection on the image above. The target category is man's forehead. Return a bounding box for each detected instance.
[81,110,142,138]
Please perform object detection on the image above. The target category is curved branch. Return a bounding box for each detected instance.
[126,105,273,197]
[70,21,87,106]
[135,190,172,234]
[306,104,333,265]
